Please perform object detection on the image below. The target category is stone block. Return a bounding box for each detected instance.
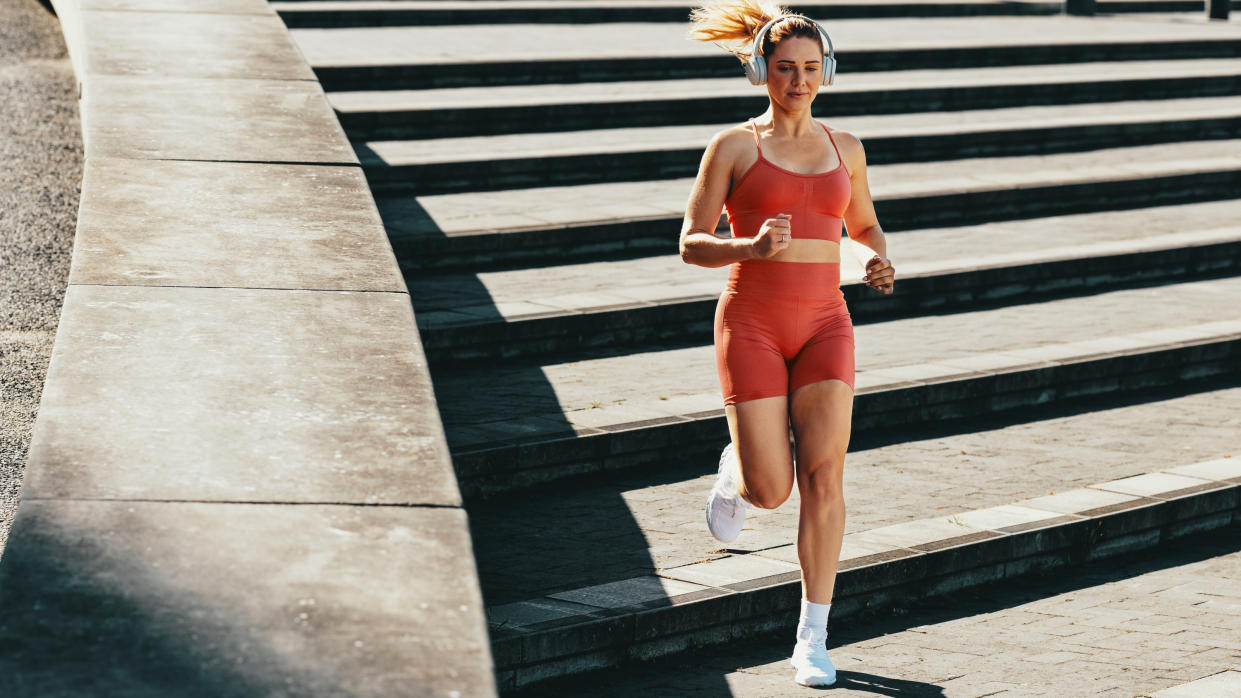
[1152,670,1241,697]
[81,10,311,80]
[24,285,460,507]
[953,504,1068,532]
[1021,488,1142,516]
[549,576,709,609]
[1090,472,1217,499]
[0,501,494,698]
[658,554,798,588]
[84,75,355,164]
[81,0,271,12]
[70,159,403,291]
[1167,458,1241,483]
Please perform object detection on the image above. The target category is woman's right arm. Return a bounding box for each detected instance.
[679,132,787,268]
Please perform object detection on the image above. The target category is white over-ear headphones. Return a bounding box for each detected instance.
[742,15,836,87]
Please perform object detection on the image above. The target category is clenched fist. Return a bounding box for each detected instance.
[751,213,792,259]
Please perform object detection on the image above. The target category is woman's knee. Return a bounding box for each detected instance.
[800,456,845,505]
[739,465,793,509]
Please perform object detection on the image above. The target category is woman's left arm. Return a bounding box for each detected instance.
[835,130,895,295]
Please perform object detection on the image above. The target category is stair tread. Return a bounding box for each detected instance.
[356,93,1241,167]
[432,275,1241,450]
[379,138,1241,237]
[329,58,1241,113]
[467,386,1241,608]
[406,199,1241,324]
[291,15,1241,69]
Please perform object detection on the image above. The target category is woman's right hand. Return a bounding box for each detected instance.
[750,213,792,259]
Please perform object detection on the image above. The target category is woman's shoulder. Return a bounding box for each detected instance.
[818,122,866,172]
[707,122,757,153]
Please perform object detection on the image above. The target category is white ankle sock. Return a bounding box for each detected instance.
[797,600,830,638]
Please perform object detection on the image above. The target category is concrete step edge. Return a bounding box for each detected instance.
[488,457,1241,692]
[390,166,1241,270]
[416,232,1241,364]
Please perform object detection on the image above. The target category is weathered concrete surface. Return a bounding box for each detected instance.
[70,159,404,291]
[83,75,356,164]
[80,10,313,80]
[0,500,492,698]
[23,284,459,507]
[0,0,81,550]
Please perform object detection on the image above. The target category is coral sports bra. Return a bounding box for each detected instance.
[723,119,852,244]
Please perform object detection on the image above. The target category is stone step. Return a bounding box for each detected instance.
[483,456,1241,691]
[275,0,1063,28]
[381,138,1241,271]
[410,202,1241,364]
[293,15,1241,89]
[434,275,1241,497]
[356,94,1241,193]
[335,58,1241,140]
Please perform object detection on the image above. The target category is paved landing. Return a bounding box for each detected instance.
[533,531,1241,696]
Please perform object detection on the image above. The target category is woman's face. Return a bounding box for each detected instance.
[765,36,824,111]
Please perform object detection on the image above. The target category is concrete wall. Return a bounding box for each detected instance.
[0,2,497,696]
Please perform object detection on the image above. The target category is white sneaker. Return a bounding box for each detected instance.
[705,442,749,543]
[790,627,836,687]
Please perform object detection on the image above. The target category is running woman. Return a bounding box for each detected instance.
[680,0,896,687]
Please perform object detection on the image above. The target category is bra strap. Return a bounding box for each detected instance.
[749,118,763,156]
[821,122,849,175]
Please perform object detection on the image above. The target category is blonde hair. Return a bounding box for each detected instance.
[688,0,823,63]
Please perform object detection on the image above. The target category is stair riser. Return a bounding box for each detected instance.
[452,339,1241,499]
[281,3,1061,29]
[390,168,1241,272]
[349,74,1241,144]
[362,115,1241,195]
[418,240,1241,365]
[317,40,1241,91]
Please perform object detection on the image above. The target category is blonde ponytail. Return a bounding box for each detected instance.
[688,0,788,62]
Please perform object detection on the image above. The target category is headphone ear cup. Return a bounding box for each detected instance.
[744,56,766,85]
[822,55,836,86]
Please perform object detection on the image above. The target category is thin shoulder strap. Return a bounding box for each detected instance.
[749,118,763,156]
[820,122,849,176]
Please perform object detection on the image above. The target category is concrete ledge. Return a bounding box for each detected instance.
[488,458,1241,692]
[4,1,496,694]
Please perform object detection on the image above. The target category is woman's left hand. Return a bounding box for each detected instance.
[864,256,895,295]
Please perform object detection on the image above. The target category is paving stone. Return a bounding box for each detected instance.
[0,500,493,698]
[80,10,312,80]
[81,0,273,12]
[83,75,355,164]
[487,598,603,629]
[1167,458,1241,482]
[1091,472,1220,498]
[1153,670,1241,696]
[952,504,1070,531]
[659,554,799,587]
[22,284,459,507]
[549,576,709,608]
[70,158,403,291]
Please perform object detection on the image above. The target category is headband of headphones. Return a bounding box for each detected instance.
[743,15,836,87]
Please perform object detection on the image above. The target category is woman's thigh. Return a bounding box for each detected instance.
[789,379,854,488]
[726,395,795,508]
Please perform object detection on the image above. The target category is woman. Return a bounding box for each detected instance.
[681,0,895,687]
